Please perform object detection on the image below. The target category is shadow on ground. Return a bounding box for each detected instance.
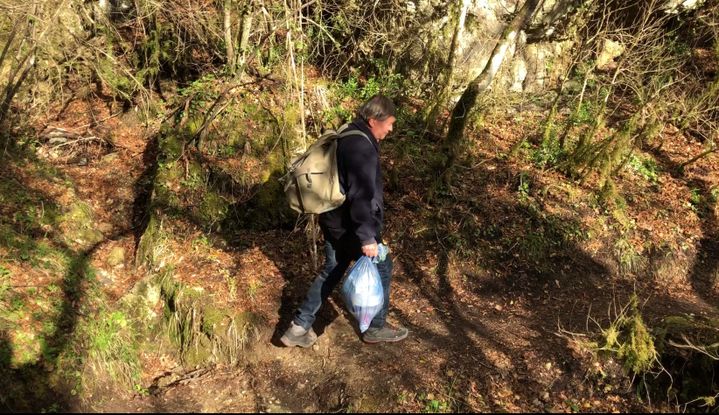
[3,122,718,412]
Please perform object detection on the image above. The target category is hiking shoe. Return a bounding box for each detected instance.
[362,324,408,344]
[280,321,317,348]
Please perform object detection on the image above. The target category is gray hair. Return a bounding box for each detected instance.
[357,95,396,122]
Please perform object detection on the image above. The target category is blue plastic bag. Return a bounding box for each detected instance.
[342,256,384,333]
[372,243,389,264]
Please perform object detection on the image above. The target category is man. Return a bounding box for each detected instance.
[281,94,408,347]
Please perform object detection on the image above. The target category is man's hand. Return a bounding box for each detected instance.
[362,242,378,257]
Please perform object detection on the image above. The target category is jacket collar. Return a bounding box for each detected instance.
[350,117,379,150]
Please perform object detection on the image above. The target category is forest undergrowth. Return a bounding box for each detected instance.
[1,0,718,412]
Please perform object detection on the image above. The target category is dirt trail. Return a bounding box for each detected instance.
[25,99,718,413]
[95,258,715,412]
[87,276,645,413]
[87,266,637,413]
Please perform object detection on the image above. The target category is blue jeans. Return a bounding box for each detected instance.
[294,234,393,331]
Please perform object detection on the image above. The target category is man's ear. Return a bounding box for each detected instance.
[367,118,376,128]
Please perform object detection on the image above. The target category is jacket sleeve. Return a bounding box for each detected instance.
[342,136,378,245]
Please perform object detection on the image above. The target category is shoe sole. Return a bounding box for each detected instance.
[280,334,317,348]
[362,331,409,344]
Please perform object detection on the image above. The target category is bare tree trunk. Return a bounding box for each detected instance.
[0,12,37,127]
[231,1,253,76]
[238,5,253,55]
[442,0,542,178]
[0,0,69,126]
[224,0,236,72]
[424,0,470,132]
[0,53,35,126]
[0,21,20,71]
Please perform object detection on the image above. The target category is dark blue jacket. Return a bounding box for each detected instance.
[319,118,383,246]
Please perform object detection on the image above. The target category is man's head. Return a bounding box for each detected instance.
[358,95,396,141]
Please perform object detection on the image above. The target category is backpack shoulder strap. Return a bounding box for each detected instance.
[337,123,373,147]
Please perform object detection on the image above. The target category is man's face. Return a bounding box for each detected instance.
[368,116,396,141]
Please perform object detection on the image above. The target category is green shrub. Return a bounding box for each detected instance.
[531,138,566,169]
[627,154,660,184]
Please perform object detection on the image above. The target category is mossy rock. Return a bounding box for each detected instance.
[199,308,263,365]
[226,176,294,230]
[156,160,184,186]
[60,201,104,248]
[181,160,206,190]
[120,277,162,325]
[154,161,184,211]
[201,306,227,335]
[158,278,262,367]
[135,213,163,268]
[183,334,214,367]
[107,246,126,268]
[158,130,186,162]
[197,191,229,230]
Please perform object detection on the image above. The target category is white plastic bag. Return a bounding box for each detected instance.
[342,256,384,333]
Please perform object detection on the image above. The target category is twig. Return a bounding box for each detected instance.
[50,136,107,148]
[667,335,719,360]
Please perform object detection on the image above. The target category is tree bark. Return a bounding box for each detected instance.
[424,0,471,131]
[443,0,543,175]
[239,6,253,55]
[0,1,68,126]
[224,0,235,71]
[0,20,20,72]
[0,53,35,126]
[679,146,718,170]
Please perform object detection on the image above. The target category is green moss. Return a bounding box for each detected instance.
[120,277,162,325]
[154,186,182,211]
[83,309,142,387]
[180,160,205,190]
[598,295,657,375]
[135,213,163,268]
[183,334,213,367]
[618,312,655,374]
[154,161,183,209]
[185,117,203,136]
[107,246,126,268]
[243,101,283,154]
[60,201,104,248]
[163,285,206,363]
[157,274,261,366]
[157,160,183,182]
[198,192,229,230]
[201,307,226,335]
[238,168,294,230]
[204,310,262,364]
[10,330,41,367]
[96,56,135,100]
[158,131,186,162]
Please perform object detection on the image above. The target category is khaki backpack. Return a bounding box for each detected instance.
[283,124,370,214]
